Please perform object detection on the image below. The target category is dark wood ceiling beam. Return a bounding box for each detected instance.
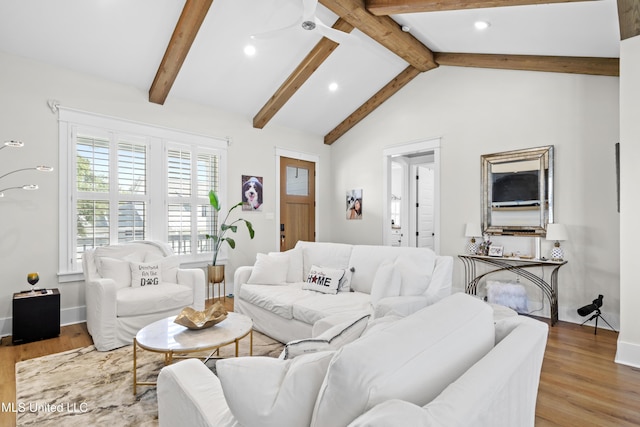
[324,66,421,144]
[149,0,214,105]
[253,19,354,129]
[320,0,437,71]
[366,0,595,15]
[434,52,620,76]
[617,0,640,40]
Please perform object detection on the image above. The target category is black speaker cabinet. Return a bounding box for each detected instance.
[12,288,60,344]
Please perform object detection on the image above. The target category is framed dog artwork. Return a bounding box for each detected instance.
[242,175,263,211]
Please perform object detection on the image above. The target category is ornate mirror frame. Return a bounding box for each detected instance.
[481,145,554,237]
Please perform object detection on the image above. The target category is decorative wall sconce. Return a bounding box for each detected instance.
[0,140,54,198]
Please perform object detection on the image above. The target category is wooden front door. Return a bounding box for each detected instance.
[279,157,315,251]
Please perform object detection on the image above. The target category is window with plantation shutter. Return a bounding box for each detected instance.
[74,133,149,263]
[58,109,228,279]
[166,147,218,255]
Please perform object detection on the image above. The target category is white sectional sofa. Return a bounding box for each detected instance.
[233,241,454,343]
[157,293,549,427]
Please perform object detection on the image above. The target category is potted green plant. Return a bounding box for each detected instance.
[205,190,255,285]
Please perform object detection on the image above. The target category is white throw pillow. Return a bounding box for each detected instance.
[247,253,289,285]
[130,260,163,287]
[370,261,402,304]
[302,265,344,294]
[396,256,432,296]
[98,257,132,289]
[217,351,335,427]
[144,254,180,283]
[282,314,370,359]
[268,247,304,282]
[338,267,354,292]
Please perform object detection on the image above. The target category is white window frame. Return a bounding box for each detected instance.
[58,108,228,282]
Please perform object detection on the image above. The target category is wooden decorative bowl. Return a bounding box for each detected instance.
[174,302,228,330]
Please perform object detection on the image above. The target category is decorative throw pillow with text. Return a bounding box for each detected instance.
[302,265,344,294]
[130,261,162,287]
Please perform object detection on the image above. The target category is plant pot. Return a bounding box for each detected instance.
[208,264,225,284]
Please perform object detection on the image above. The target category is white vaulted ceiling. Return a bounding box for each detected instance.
[0,0,626,143]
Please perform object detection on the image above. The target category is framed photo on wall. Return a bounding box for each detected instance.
[346,189,362,220]
[242,175,263,211]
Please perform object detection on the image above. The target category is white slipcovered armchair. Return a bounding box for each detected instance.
[82,241,205,351]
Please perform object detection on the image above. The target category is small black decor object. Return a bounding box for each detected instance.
[577,295,617,335]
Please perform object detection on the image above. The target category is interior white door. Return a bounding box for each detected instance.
[414,164,435,249]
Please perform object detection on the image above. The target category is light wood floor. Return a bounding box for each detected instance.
[1,301,639,427]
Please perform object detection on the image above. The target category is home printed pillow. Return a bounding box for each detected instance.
[130,261,162,287]
[302,265,344,294]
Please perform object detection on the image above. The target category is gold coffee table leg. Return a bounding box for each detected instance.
[133,338,138,395]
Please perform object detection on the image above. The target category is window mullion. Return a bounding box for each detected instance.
[191,149,199,255]
[109,131,119,243]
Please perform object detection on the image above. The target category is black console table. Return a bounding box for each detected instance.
[458,255,567,326]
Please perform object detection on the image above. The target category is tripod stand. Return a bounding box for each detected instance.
[580,308,617,335]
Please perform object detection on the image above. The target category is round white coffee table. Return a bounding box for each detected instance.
[133,311,253,394]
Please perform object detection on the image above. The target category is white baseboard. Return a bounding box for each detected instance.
[615,338,640,368]
[0,305,86,338]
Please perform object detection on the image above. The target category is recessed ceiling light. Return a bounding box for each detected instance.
[474,21,490,30]
[244,44,256,56]
[328,82,339,92]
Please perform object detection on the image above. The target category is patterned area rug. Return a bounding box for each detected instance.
[15,331,283,426]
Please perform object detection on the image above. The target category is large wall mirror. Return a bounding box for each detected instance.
[481,145,554,236]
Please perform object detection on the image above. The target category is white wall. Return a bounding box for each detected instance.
[617,35,640,368]
[330,65,620,327]
[0,51,331,335]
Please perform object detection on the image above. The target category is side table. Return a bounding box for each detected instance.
[12,288,61,344]
[458,255,567,326]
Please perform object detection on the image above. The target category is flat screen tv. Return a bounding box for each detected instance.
[491,170,544,207]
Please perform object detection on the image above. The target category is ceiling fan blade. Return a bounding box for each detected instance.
[314,17,355,45]
[302,0,318,21]
[250,19,300,40]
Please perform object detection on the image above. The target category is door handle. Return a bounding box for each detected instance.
[281,235,285,245]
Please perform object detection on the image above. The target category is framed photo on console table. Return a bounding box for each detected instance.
[488,245,504,257]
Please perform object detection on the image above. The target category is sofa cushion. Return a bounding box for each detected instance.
[217,351,335,427]
[310,293,495,427]
[295,241,353,280]
[291,291,372,325]
[239,283,307,320]
[269,247,304,283]
[116,284,193,317]
[247,253,289,285]
[348,246,436,294]
[303,265,345,294]
[282,314,370,359]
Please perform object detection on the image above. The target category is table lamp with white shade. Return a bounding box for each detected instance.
[546,223,568,261]
[465,223,482,254]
